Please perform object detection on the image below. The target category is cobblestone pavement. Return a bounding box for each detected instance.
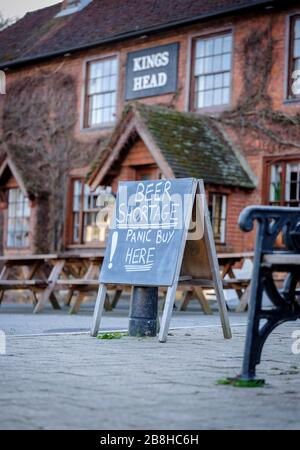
[1,315,300,430]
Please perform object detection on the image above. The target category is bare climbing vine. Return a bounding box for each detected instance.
[215,20,300,151]
[0,71,101,252]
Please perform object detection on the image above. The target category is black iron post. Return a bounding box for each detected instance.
[128,287,159,337]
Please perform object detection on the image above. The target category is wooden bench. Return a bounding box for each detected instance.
[173,253,253,313]
[56,279,120,314]
[237,206,300,382]
[0,254,64,311]
[56,279,99,290]
[0,252,105,313]
[0,280,47,289]
[223,276,250,291]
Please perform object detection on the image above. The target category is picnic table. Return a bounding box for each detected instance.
[177,252,254,313]
[0,252,106,314]
[0,251,253,314]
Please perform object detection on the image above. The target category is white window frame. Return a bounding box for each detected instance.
[209,193,227,244]
[6,188,30,249]
[192,32,233,111]
[285,162,300,202]
[82,55,119,130]
[56,0,93,18]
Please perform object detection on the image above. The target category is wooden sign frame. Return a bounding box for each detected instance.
[91,179,232,342]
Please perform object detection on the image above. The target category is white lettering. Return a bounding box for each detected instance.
[156,229,175,244]
[135,183,145,202]
[125,247,134,264]
[118,203,127,224]
[126,229,152,243]
[100,434,134,448]
[133,57,143,72]
[132,72,168,91]
[146,247,155,264]
[125,247,156,265]
[132,51,170,72]
[135,181,172,202]
[133,76,142,91]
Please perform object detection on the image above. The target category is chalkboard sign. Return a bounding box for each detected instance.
[100,178,196,287]
[91,179,232,342]
[125,43,179,100]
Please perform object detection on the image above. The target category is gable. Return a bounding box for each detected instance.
[0,158,28,196]
[124,139,156,168]
[100,138,159,191]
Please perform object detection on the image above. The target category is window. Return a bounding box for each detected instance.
[71,180,112,245]
[288,16,300,99]
[56,0,93,18]
[268,159,300,206]
[85,57,118,128]
[208,193,227,244]
[7,188,30,248]
[192,33,232,110]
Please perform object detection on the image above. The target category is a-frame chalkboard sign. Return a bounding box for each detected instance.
[91,178,232,341]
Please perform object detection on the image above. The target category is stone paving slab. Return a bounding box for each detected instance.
[0,304,247,336]
[1,320,300,430]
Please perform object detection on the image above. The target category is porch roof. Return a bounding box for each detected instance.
[88,103,256,191]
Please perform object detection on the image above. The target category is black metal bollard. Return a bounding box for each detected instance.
[128,287,158,337]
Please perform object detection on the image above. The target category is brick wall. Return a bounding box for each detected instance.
[0,5,299,252]
[3,7,299,138]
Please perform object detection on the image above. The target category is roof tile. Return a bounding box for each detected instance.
[0,0,280,66]
[90,102,256,189]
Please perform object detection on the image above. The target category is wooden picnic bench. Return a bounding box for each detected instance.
[0,249,253,315]
[237,206,300,382]
[0,280,48,288]
[55,252,105,314]
[176,252,253,313]
[0,254,63,313]
[0,251,108,313]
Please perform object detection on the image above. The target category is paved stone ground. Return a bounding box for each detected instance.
[0,302,246,336]
[1,308,300,429]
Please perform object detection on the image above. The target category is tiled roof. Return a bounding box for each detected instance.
[89,103,256,189]
[0,0,281,67]
[137,103,255,188]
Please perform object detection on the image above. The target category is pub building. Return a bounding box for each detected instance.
[0,0,299,257]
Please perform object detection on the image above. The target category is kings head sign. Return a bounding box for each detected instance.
[125,43,179,100]
[100,178,196,287]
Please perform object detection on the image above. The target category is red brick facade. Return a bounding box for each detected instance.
[0,1,299,253]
